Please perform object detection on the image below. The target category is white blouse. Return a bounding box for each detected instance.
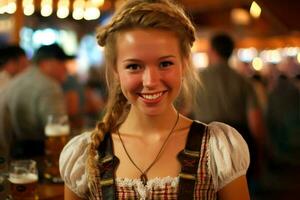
[59,122,250,198]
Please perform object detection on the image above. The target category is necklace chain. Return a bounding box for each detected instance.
[117,111,179,186]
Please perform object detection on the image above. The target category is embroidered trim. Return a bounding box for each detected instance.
[183,149,200,157]
[100,155,114,163]
[178,173,196,180]
[100,178,114,186]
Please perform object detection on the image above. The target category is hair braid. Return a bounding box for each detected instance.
[87,86,128,196]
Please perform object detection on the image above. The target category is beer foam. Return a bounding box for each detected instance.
[45,124,70,136]
[9,173,38,184]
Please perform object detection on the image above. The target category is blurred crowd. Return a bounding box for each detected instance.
[233,53,300,200]
[191,33,300,200]
[0,44,107,162]
[0,34,299,199]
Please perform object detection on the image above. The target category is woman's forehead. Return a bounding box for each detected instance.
[116,29,180,54]
[117,28,178,40]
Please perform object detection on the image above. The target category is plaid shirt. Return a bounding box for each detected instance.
[116,180,178,200]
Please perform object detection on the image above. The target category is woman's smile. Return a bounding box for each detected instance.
[138,90,167,103]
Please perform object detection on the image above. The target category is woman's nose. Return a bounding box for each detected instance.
[143,67,160,88]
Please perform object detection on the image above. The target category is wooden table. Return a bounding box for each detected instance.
[38,183,64,200]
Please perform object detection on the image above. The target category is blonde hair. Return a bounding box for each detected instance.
[87,0,200,196]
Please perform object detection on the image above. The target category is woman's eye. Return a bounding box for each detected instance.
[160,61,173,68]
[126,64,141,71]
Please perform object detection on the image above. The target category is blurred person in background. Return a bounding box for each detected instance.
[193,32,267,193]
[236,61,268,112]
[260,63,281,93]
[278,56,300,80]
[235,61,255,78]
[62,56,85,134]
[0,44,68,162]
[83,66,107,128]
[250,73,268,112]
[0,45,29,89]
[259,56,300,199]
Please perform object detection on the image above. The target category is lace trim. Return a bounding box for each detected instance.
[116,176,179,188]
[116,176,179,200]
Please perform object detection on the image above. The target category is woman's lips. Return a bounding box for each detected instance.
[138,91,166,103]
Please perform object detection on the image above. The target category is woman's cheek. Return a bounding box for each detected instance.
[119,74,142,93]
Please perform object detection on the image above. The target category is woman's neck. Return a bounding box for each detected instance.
[119,107,179,137]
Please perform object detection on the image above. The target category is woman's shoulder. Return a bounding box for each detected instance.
[60,131,92,162]
[65,131,92,148]
[206,121,249,158]
[59,131,93,198]
[206,121,247,145]
[204,121,250,191]
[188,121,248,156]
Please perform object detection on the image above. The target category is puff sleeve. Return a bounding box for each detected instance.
[59,131,92,198]
[208,122,250,191]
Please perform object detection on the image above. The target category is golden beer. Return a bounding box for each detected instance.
[9,173,38,200]
[44,124,69,181]
[9,160,38,200]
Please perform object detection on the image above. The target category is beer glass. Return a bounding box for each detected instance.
[44,114,70,183]
[9,160,38,200]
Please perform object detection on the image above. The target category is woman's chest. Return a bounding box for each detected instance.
[112,130,188,180]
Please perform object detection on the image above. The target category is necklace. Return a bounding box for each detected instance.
[117,111,179,186]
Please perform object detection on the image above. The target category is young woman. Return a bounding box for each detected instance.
[59,0,250,199]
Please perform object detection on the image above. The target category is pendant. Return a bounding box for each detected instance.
[140,173,148,186]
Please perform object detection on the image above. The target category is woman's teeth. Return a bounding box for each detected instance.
[141,92,163,100]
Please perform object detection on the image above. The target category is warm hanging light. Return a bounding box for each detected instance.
[72,0,85,20]
[91,0,105,7]
[0,1,7,14]
[73,8,84,20]
[23,0,35,16]
[41,0,53,17]
[231,8,250,25]
[252,57,263,71]
[250,1,261,18]
[6,0,17,14]
[57,7,69,19]
[23,5,34,16]
[57,0,70,19]
[0,0,103,21]
[84,1,100,20]
[260,50,281,64]
[237,48,258,63]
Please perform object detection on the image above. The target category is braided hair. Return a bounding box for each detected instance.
[86,0,199,197]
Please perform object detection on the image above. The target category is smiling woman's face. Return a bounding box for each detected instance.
[116,28,184,116]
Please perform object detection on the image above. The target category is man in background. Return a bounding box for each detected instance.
[0,44,69,161]
[0,45,29,89]
[193,32,266,191]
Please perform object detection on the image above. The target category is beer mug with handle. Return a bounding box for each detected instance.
[44,114,70,183]
[9,160,38,200]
